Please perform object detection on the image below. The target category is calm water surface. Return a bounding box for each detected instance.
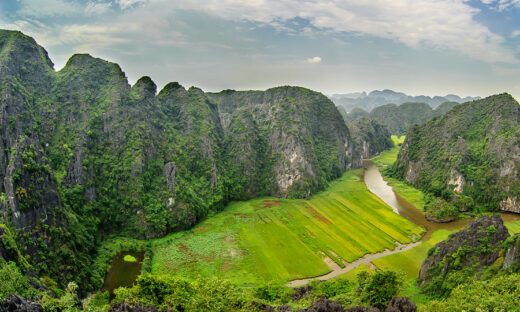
[102,251,144,300]
[363,159,520,241]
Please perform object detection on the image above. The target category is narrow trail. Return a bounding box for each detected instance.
[286,159,520,287]
[287,241,421,287]
[287,159,426,287]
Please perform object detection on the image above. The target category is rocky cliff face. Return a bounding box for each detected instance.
[0,30,360,290]
[392,94,520,212]
[418,215,509,296]
[347,118,392,159]
[209,87,359,197]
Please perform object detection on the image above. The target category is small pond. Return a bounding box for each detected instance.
[102,251,144,300]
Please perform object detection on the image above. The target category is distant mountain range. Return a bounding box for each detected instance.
[339,101,460,135]
[329,89,480,112]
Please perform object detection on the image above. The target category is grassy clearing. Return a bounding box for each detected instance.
[391,135,406,146]
[150,170,424,286]
[372,229,453,279]
[123,255,137,262]
[506,221,520,234]
[384,177,426,211]
[372,147,400,168]
[334,264,374,281]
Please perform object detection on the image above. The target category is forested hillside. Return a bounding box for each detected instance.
[347,118,393,158]
[0,30,359,291]
[391,94,520,213]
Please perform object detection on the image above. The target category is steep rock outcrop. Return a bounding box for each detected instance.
[392,94,520,212]
[503,234,520,271]
[347,118,392,159]
[208,87,360,197]
[418,215,509,294]
[0,295,42,312]
[385,297,416,312]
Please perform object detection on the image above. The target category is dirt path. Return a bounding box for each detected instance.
[287,241,421,287]
[287,160,424,287]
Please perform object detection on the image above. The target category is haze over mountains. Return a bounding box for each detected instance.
[3,23,520,311]
[342,101,460,135]
[330,89,480,112]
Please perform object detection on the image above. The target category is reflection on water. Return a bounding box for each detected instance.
[362,159,520,241]
[102,251,144,300]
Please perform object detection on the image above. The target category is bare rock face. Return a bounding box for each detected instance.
[503,234,520,271]
[108,302,159,312]
[347,118,393,160]
[385,297,416,312]
[305,299,345,312]
[1,138,58,230]
[164,162,176,194]
[499,197,520,213]
[0,295,42,312]
[348,306,379,312]
[448,169,465,194]
[419,215,509,286]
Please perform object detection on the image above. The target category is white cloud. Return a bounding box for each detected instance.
[85,2,112,16]
[498,0,520,10]
[116,0,147,9]
[512,29,520,38]
[173,0,516,63]
[306,56,322,64]
[7,0,518,65]
[17,0,80,17]
[480,0,496,4]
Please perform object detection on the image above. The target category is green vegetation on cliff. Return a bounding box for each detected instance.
[347,118,393,159]
[391,94,520,214]
[0,30,359,292]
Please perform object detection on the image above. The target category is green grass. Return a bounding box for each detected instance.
[372,229,453,279]
[384,177,426,211]
[506,221,520,234]
[150,170,424,286]
[373,135,404,167]
[123,255,137,262]
[391,135,406,146]
[334,264,374,281]
[372,146,400,167]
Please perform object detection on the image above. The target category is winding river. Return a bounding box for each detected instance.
[288,159,520,287]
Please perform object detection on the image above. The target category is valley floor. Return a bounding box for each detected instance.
[147,142,520,294]
[150,170,423,286]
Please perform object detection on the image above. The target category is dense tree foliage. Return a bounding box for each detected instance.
[0,30,357,292]
[391,94,520,214]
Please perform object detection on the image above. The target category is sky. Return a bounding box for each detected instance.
[1,0,520,99]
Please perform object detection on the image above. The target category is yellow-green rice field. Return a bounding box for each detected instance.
[150,170,424,286]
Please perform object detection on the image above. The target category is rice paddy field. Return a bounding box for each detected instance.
[150,170,424,286]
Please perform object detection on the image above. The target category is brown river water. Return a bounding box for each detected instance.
[287,159,520,287]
